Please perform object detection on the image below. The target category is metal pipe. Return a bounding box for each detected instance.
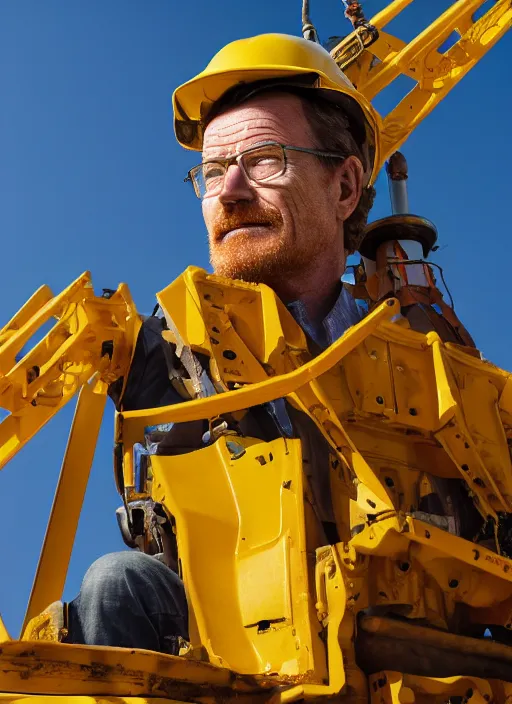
[386,151,409,214]
[301,0,319,42]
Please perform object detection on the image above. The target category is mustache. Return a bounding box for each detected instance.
[211,203,283,241]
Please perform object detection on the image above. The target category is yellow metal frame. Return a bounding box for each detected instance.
[1,1,512,696]
[335,0,512,165]
[0,272,140,472]
[3,268,512,701]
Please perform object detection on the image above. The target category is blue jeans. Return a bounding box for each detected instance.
[67,551,188,653]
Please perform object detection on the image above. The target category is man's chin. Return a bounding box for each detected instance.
[211,251,291,286]
[210,233,291,285]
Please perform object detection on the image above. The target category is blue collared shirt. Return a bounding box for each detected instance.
[287,285,363,350]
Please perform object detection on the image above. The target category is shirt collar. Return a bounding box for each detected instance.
[287,284,362,350]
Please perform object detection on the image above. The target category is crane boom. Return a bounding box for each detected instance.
[331,0,512,165]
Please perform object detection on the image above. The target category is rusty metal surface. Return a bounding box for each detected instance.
[0,697,184,704]
[356,616,512,682]
[0,641,278,702]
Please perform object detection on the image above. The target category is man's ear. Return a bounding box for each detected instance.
[336,155,364,222]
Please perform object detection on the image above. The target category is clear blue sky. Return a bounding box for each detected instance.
[1,0,511,636]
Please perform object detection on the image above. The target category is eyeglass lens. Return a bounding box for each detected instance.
[197,143,286,197]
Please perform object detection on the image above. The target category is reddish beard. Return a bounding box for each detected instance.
[209,202,290,283]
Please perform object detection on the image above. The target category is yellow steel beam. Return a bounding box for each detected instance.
[120,298,399,428]
[370,0,414,30]
[22,378,107,630]
[0,614,10,642]
[340,0,512,167]
[0,274,139,473]
[0,284,53,348]
[0,639,276,700]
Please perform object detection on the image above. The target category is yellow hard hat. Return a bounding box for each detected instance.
[172,33,382,185]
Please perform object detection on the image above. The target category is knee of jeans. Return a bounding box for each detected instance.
[81,551,153,595]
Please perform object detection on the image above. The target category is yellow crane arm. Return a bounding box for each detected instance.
[0,272,140,472]
[0,273,140,629]
[334,0,512,166]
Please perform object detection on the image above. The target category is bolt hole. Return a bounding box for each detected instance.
[449,579,459,588]
[223,349,237,360]
[366,499,376,509]
[257,620,271,633]
[461,464,469,472]
[385,477,394,488]
[212,326,220,334]
[425,530,430,539]
[398,561,410,572]
[27,366,40,384]
[376,396,384,405]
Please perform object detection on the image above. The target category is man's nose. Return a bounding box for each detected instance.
[218,164,255,204]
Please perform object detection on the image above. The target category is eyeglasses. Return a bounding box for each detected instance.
[184,141,347,199]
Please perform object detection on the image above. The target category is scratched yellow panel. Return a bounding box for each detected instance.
[388,340,438,431]
[343,335,395,416]
[448,355,512,505]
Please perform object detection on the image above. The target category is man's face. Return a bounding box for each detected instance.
[201,93,360,288]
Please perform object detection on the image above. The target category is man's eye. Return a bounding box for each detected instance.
[202,164,224,181]
[245,153,282,179]
[246,155,279,168]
